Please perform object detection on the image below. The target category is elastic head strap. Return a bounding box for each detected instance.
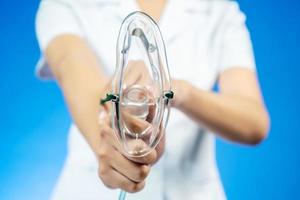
[100,90,173,106]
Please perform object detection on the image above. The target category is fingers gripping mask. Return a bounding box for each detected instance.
[101,12,173,158]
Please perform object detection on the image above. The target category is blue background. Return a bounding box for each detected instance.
[0,0,299,200]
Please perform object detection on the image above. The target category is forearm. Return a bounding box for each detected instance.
[58,56,107,152]
[46,35,108,152]
[174,80,269,145]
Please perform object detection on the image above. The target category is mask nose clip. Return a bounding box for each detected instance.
[121,28,157,55]
[131,28,157,53]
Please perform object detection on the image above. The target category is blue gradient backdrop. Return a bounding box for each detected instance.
[0,0,299,200]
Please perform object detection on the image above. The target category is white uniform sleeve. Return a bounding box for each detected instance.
[35,0,83,79]
[218,1,256,73]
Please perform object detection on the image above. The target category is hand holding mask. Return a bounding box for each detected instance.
[101,11,173,158]
[100,11,173,199]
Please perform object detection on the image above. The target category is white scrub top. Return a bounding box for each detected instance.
[35,0,256,199]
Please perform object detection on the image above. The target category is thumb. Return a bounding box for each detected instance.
[98,109,110,125]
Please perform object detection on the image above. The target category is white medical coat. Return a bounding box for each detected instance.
[35,0,256,199]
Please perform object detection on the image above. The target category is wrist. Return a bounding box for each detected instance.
[171,79,191,109]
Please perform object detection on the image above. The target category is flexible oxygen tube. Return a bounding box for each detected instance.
[119,190,127,200]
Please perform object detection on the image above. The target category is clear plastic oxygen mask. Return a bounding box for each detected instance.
[101,11,173,159]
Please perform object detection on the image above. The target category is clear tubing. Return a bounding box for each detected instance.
[119,190,127,200]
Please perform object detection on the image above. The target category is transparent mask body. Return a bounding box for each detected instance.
[111,12,172,158]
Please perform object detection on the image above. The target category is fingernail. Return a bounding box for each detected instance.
[98,110,107,124]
